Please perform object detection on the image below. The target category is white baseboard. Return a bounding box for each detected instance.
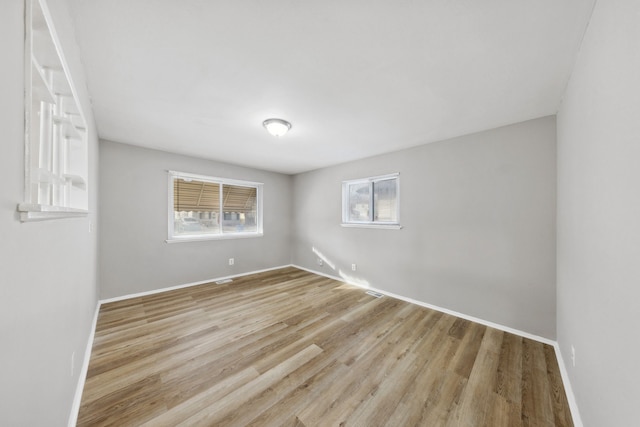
[291,264,554,344]
[69,264,583,427]
[68,301,100,427]
[66,265,291,425]
[99,264,292,304]
[553,343,583,427]
[291,264,583,425]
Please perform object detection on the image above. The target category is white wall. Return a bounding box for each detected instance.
[556,0,640,425]
[99,140,293,299]
[293,116,557,338]
[0,0,99,426]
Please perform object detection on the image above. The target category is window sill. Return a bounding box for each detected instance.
[17,203,89,222]
[341,223,403,230]
[166,232,264,243]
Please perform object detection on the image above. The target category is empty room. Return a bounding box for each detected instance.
[1,0,639,426]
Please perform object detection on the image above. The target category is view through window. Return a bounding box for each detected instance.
[342,173,400,227]
[169,171,263,240]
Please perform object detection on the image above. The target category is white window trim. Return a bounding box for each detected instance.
[340,223,402,230]
[341,172,402,229]
[166,170,263,243]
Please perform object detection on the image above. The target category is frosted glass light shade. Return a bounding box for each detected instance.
[263,118,292,137]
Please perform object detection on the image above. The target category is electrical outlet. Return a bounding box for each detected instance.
[571,345,576,367]
[351,263,357,271]
[317,258,323,266]
[229,258,234,266]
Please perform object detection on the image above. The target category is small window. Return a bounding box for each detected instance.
[342,173,401,228]
[167,171,263,242]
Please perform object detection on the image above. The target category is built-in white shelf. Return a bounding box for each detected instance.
[19,0,89,222]
[32,167,64,185]
[31,55,56,104]
[63,174,87,190]
[53,115,84,140]
[18,203,88,222]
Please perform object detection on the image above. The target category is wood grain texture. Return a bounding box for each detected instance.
[77,267,573,426]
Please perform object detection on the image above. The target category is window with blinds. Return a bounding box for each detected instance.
[168,171,263,241]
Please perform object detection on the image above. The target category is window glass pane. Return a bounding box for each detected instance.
[348,182,370,222]
[373,178,397,222]
[173,179,221,236]
[222,185,258,233]
[170,172,263,240]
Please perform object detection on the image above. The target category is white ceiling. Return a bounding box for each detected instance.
[68,0,595,175]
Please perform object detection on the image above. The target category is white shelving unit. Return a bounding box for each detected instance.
[18,0,89,221]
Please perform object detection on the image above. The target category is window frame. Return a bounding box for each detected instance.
[166,170,263,243]
[341,173,401,229]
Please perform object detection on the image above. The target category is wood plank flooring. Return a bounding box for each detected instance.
[77,267,573,426]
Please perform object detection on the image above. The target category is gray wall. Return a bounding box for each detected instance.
[556,0,640,425]
[0,0,99,426]
[292,116,557,338]
[99,141,292,299]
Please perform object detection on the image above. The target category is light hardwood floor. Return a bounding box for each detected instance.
[77,267,573,426]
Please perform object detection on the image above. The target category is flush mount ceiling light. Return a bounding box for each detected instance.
[263,118,292,137]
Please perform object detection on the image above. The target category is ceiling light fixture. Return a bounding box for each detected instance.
[263,118,292,137]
